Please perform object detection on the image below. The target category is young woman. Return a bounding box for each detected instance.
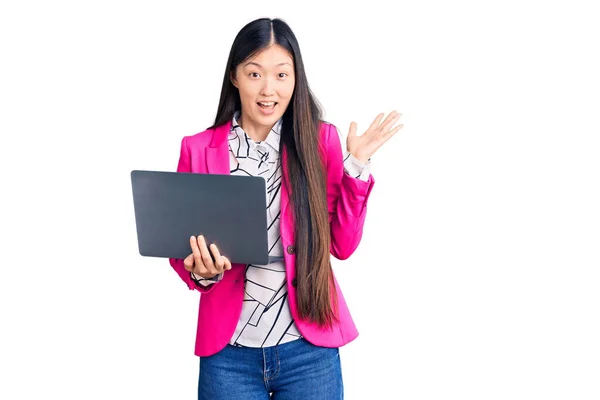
[168,17,403,399]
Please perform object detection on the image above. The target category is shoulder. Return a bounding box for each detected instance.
[180,121,230,151]
[319,120,336,136]
[318,120,342,150]
[182,127,216,149]
[317,121,343,169]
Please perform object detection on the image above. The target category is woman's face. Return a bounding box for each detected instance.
[232,44,295,131]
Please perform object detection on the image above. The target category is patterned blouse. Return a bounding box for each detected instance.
[194,111,370,348]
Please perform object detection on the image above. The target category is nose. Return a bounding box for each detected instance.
[260,76,275,97]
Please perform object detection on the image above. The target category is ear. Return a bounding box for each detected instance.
[230,71,238,88]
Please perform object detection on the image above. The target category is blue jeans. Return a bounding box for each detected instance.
[198,338,343,399]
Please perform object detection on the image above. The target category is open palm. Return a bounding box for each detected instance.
[346,111,403,164]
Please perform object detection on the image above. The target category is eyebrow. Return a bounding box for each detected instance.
[244,61,293,68]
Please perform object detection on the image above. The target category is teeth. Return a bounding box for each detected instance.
[258,102,275,106]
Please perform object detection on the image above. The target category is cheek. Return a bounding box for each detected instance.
[281,81,295,100]
[237,80,257,97]
[239,88,256,105]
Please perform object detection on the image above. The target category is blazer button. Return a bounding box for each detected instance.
[291,278,297,287]
[287,245,295,255]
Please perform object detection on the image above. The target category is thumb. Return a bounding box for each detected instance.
[348,122,357,139]
[222,256,232,270]
[183,253,194,272]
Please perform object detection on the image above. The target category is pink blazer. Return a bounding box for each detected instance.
[169,120,375,356]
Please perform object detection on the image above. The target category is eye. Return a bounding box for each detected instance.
[278,73,288,78]
[249,72,260,78]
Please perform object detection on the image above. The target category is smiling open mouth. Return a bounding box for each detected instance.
[257,101,277,109]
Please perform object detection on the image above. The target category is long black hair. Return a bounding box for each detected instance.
[209,18,337,327]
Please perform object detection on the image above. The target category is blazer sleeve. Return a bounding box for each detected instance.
[168,136,218,293]
[325,123,375,260]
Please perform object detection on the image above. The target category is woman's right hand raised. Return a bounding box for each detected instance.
[183,235,232,279]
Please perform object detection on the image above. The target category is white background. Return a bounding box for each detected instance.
[1,0,599,399]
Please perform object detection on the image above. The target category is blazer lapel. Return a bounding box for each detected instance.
[205,121,232,175]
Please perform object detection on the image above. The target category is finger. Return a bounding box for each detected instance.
[368,113,385,132]
[190,235,204,271]
[348,122,357,138]
[382,124,404,142]
[183,253,195,272]
[197,235,216,273]
[222,256,232,271]
[380,111,402,133]
[209,243,225,272]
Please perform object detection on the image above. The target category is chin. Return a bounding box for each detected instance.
[257,113,283,124]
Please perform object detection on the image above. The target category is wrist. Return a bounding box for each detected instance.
[349,152,369,166]
[191,271,223,282]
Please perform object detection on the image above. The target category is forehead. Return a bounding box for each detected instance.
[243,44,294,68]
